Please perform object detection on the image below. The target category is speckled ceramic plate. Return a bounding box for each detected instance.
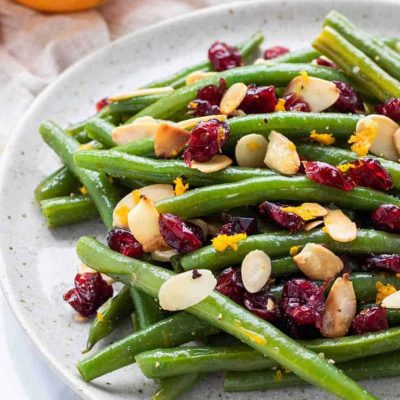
[1,1,400,399]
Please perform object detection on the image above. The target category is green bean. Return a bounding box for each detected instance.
[76,237,377,400]
[85,286,133,353]
[85,118,116,148]
[180,229,400,272]
[270,256,299,277]
[155,176,400,219]
[108,93,169,117]
[267,48,320,64]
[297,143,400,189]
[39,121,121,228]
[224,350,400,392]
[383,36,400,53]
[324,11,400,82]
[313,26,400,101]
[132,64,348,121]
[40,196,98,228]
[77,312,217,381]
[66,107,113,137]
[112,137,156,157]
[129,288,164,330]
[34,166,81,203]
[153,374,204,400]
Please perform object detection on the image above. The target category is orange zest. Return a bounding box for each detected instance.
[309,130,335,145]
[212,233,247,252]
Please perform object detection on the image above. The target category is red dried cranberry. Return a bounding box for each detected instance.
[303,161,356,191]
[96,97,110,112]
[244,290,281,321]
[375,98,400,122]
[188,99,221,117]
[314,56,337,68]
[184,119,229,164]
[332,81,364,113]
[216,267,245,305]
[197,79,227,103]
[107,228,144,258]
[350,306,388,335]
[159,213,202,253]
[219,216,258,236]
[258,201,305,232]
[263,46,289,60]
[63,273,113,317]
[280,279,325,328]
[371,204,400,233]
[365,254,400,274]
[283,93,310,112]
[239,84,277,114]
[344,159,393,191]
[208,41,242,71]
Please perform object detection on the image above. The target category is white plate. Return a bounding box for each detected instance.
[1,1,399,399]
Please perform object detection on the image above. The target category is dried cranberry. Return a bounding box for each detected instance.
[303,161,356,191]
[63,273,113,317]
[350,306,388,335]
[280,279,325,328]
[344,159,393,191]
[314,56,337,68]
[219,216,258,236]
[208,41,242,71]
[184,119,229,164]
[159,213,202,253]
[244,290,281,321]
[188,99,221,117]
[371,204,400,233]
[365,254,400,274]
[375,98,400,122]
[263,46,289,60]
[96,97,110,112]
[216,267,245,304]
[239,84,277,114]
[258,201,305,232]
[332,81,364,113]
[107,228,144,258]
[283,93,310,112]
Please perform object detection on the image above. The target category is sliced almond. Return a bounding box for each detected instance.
[323,209,357,243]
[185,70,217,85]
[293,243,344,280]
[108,87,174,102]
[253,58,270,65]
[284,75,340,112]
[220,83,248,115]
[235,134,269,168]
[177,115,227,130]
[188,218,209,239]
[78,263,113,285]
[191,155,233,173]
[356,115,400,161]
[158,269,217,311]
[394,127,400,156]
[154,122,190,158]
[151,249,179,263]
[264,130,300,175]
[127,196,166,252]
[304,220,324,231]
[112,117,159,145]
[320,275,356,338]
[113,184,174,228]
[382,290,400,308]
[241,250,271,293]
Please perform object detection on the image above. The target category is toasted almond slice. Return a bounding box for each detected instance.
[158,269,217,311]
[320,275,356,338]
[113,184,174,227]
[356,115,400,161]
[382,290,400,308]
[284,75,340,112]
[293,243,344,280]
[264,130,300,175]
[394,127,400,156]
[241,250,271,293]
[304,220,324,231]
[177,115,227,130]
[112,118,159,145]
[191,155,233,173]
[188,218,209,239]
[323,209,357,243]
[235,134,269,168]
[220,83,248,115]
[154,122,190,158]
[127,196,166,252]
[151,249,179,263]
[185,70,217,85]
[78,264,114,285]
[108,87,174,102]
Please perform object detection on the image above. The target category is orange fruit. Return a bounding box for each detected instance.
[15,0,107,13]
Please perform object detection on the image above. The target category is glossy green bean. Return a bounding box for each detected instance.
[85,118,116,148]
[153,373,204,400]
[108,93,169,117]
[267,48,320,64]
[180,229,400,272]
[76,237,376,400]
[129,288,164,330]
[270,256,299,277]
